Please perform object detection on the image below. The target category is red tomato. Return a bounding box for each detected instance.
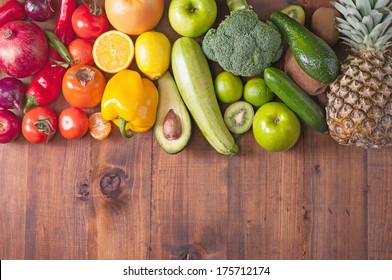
[68,38,94,65]
[59,107,89,140]
[22,106,57,144]
[71,3,109,40]
[62,65,106,109]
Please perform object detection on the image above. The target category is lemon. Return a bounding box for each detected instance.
[135,31,171,80]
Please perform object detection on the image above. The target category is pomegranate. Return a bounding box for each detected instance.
[0,21,48,78]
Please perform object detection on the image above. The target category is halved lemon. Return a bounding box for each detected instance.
[92,30,134,74]
[89,112,112,140]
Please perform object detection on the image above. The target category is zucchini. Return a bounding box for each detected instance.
[270,11,339,83]
[264,67,328,133]
[171,37,238,156]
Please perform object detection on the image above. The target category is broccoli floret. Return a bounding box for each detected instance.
[202,0,283,77]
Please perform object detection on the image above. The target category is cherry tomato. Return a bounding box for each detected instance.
[62,65,106,109]
[59,107,89,140]
[68,38,94,66]
[0,109,20,143]
[22,106,57,144]
[71,2,109,40]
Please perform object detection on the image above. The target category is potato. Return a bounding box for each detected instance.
[311,7,340,47]
[284,49,327,96]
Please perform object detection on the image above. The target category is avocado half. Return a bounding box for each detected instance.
[154,71,192,154]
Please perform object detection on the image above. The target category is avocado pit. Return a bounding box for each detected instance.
[163,109,182,140]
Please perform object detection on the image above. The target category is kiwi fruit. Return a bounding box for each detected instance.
[284,49,327,95]
[280,5,306,25]
[311,7,340,47]
[224,101,254,135]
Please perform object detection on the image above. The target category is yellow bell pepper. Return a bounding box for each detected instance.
[101,70,159,138]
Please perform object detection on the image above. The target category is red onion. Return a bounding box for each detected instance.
[25,0,55,22]
[0,20,49,78]
[0,77,26,111]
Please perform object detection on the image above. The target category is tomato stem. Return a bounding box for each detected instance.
[87,0,101,16]
[34,116,56,143]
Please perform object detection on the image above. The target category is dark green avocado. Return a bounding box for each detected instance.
[270,11,340,83]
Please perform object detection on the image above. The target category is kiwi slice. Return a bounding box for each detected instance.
[280,5,306,25]
[224,101,254,135]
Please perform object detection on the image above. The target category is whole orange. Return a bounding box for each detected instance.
[105,0,164,35]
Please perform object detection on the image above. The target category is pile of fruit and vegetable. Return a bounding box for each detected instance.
[0,0,391,155]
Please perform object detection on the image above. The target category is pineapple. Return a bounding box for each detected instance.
[326,0,392,148]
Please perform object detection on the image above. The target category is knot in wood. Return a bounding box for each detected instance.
[175,244,205,260]
[79,183,90,201]
[100,172,121,195]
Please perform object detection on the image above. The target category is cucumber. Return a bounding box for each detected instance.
[270,11,339,83]
[264,67,328,133]
[171,37,238,156]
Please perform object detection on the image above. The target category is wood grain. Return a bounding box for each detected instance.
[0,0,392,260]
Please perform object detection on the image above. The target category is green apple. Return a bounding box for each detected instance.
[168,0,217,38]
[252,102,301,152]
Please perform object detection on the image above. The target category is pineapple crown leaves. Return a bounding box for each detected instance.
[333,0,392,51]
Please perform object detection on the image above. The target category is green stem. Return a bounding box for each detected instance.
[89,0,101,16]
[227,0,249,12]
[49,58,70,68]
[118,117,134,138]
[34,116,56,143]
[23,95,38,114]
[44,30,74,64]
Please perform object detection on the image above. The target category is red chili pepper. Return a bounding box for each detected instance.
[0,0,25,28]
[54,0,77,47]
[24,0,76,113]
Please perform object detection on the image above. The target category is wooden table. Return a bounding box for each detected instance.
[1,0,391,260]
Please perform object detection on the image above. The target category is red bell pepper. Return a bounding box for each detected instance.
[0,0,25,28]
[24,0,76,113]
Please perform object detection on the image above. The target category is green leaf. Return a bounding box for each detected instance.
[347,5,363,20]
[362,14,374,33]
[355,21,369,35]
[370,10,384,25]
[356,0,372,16]
[363,34,374,49]
[334,2,349,16]
[374,0,390,9]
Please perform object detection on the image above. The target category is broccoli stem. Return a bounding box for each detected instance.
[227,0,249,12]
